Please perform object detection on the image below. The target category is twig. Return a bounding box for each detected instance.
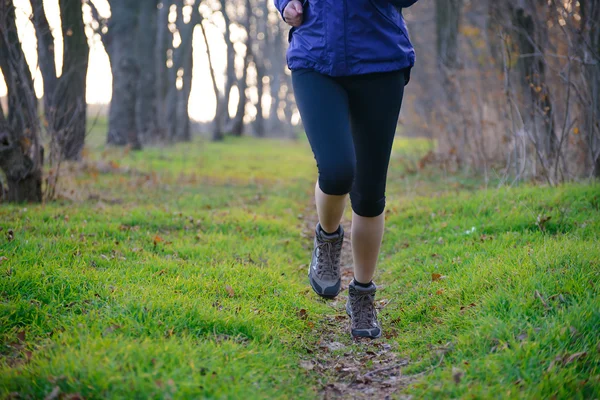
[535,290,550,310]
[362,360,410,379]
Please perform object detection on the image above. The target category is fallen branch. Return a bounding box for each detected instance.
[362,360,410,379]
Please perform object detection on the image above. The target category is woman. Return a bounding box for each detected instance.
[275,0,418,338]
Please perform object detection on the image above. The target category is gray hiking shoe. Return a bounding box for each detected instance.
[345,280,382,339]
[308,223,344,299]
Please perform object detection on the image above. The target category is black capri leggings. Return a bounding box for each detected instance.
[292,68,406,218]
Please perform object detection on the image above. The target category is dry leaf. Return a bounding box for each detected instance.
[565,351,587,364]
[0,256,8,264]
[225,285,235,297]
[45,386,61,400]
[153,235,164,244]
[432,273,442,281]
[536,215,551,231]
[452,367,464,384]
[299,360,315,370]
[297,309,308,320]
[63,394,83,400]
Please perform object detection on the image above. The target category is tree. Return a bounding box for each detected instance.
[435,0,464,158]
[580,0,600,177]
[30,0,89,161]
[136,0,159,143]
[92,0,142,149]
[230,0,253,137]
[165,0,198,142]
[511,0,557,159]
[0,1,43,202]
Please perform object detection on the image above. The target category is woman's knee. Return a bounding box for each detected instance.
[318,161,355,195]
[350,193,386,217]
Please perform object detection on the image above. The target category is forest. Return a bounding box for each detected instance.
[0,1,599,399]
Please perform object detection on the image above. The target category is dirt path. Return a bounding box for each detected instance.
[300,205,419,399]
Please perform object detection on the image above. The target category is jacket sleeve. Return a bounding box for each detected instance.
[388,0,419,7]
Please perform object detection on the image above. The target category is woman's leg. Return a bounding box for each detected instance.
[346,70,406,284]
[292,69,354,298]
[350,212,385,284]
[343,70,405,338]
[315,181,346,234]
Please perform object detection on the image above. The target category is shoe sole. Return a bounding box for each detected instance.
[345,303,382,339]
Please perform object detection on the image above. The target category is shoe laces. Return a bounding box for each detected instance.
[350,289,377,329]
[315,236,342,280]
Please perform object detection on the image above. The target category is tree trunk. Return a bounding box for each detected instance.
[230,0,253,137]
[154,0,171,141]
[175,6,198,142]
[165,1,197,142]
[435,0,463,158]
[580,0,600,177]
[253,0,267,137]
[199,16,224,141]
[0,1,42,202]
[219,0,235,132]
[106,0,142,149]
[29,0,56,124]
[254,60,265,137]
[512,0,557,158]
[268,21,283,135]
[55,0,89,160]
[136,0,159,144]
[30,0,89,161]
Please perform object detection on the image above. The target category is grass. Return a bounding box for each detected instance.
[1,131,599,399]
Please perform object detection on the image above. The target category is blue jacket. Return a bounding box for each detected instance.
[274,0,418,77]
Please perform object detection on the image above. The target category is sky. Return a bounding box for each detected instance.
[0,0,238,122]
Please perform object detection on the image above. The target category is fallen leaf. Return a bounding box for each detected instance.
[324,342,346,351]
[299,360,314,370]
[565,351,587,365]
[460,303,477,313]
[45,386,61,400]
[103,324,122,336]
[569,326,578,336]
[0,256,7,264]
[432,273,442,281]
[16,330,25,343]
[153,235,164,245]
[297,309,308,320]
[436,289,444,295]
[536,215,551,231]
[225,285,234,297]
[452,367,464,384]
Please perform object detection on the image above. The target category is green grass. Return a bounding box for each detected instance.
[1,132,599,399]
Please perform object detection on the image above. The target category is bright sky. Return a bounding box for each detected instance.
[0,0,250,122]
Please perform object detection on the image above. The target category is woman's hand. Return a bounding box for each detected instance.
[283,0,304,27]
